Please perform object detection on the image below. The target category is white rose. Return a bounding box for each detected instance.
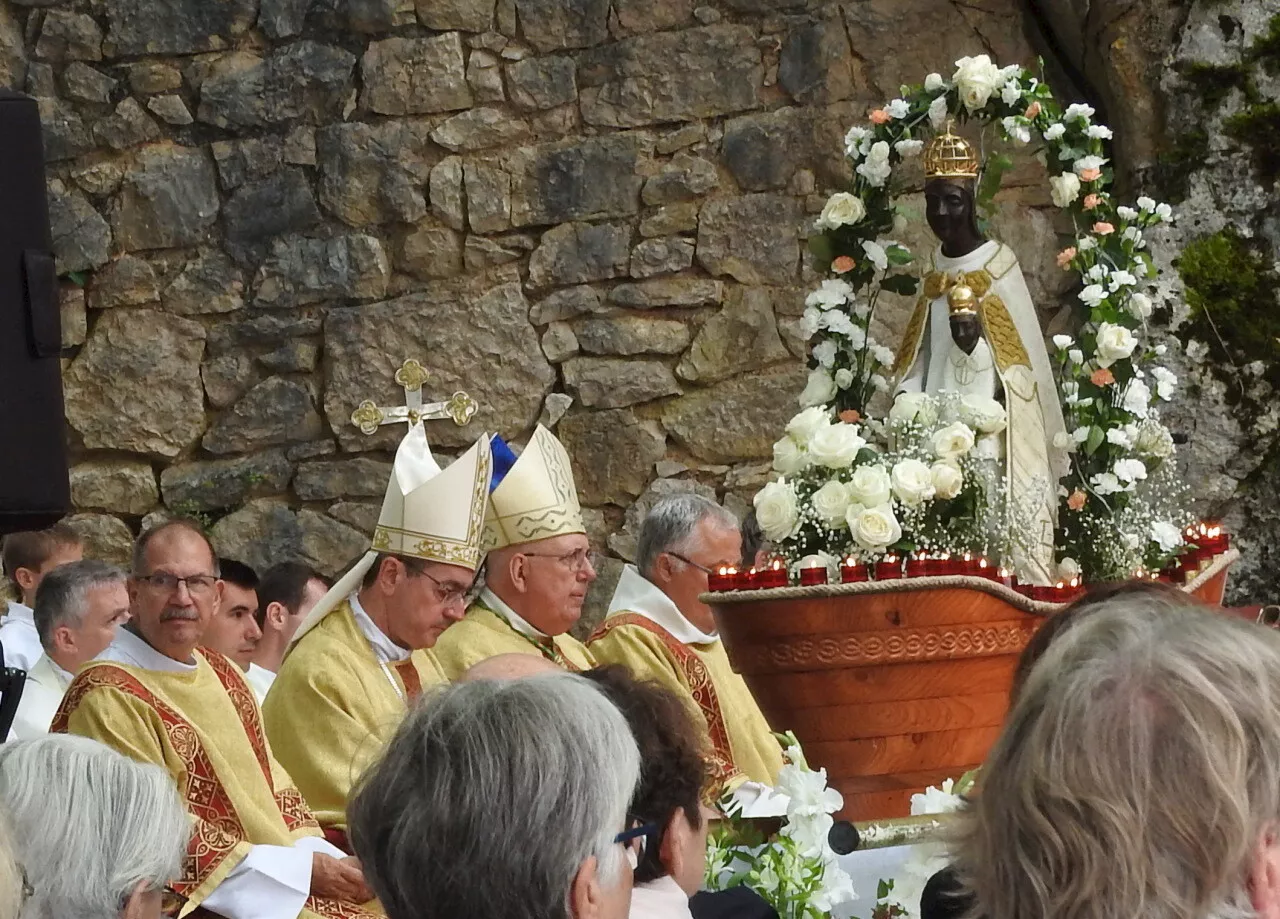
[754,480,801,542]
[1057,557,1081,581]
[1117,205,1139,221]
[809,423,867,469]
[799,368,838,408]
[931,462,964,500]
[1122,378,1151,418]
[1053,431,1075,451]
[1079,284,1106,308]
[1114,458,1148,485]
[862,240,888,271]
[891,459,936,506]
[1128,292,1153,319]
[1068,348,1084,365]
[834,368,854,389]
[856,141,892,187]
[814,192,867,232]
[952,54,1003,111]
[924,73,945,92]
[959,394,1007,435]
[928,94,949,129]
[973,434,1003,461]
[1137,195,1157,212]
[1052,334,1073,350]
[1152,366,1177,400]
[772,436,808,475]
[812,339,838,368]
[1000,81,1022,105]
[1043,122,1066,141]
[1064,103,1096,122]
[1135,421,1174,459]
[1095,322,1139,368]
[872,344,895,367]
[1151,521,1183,552]
[1073,155,1108,177]
[932,421,976,460]
[848,464,892,507]
[889,392,938,426]
[1049,172,1081,208]
[1156,203,1174,222]
[895,139,924,157]
[886,98,910,119]
[849,503,903,551]
[785,406,831,447]
[1086,124,1113,139]
[811,480,853,528]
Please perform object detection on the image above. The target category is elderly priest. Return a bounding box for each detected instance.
[591,494,784,787]
[263,421,492,850]
[54,520,377,919]
[433,425,597,676]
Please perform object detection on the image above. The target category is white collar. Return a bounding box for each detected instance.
[30,654,73,690]
[46,656,73,686]
[630,876,693,919]
[480,587,548,641]
[3,602,33,625]
[101,627,197,673]
[934,239,999,272]
[606,566,719,646]
[349,592,411,663]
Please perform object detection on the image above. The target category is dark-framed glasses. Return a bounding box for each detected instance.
[521,548,599,572]
[614,819,660,869]
[135,572,218,596]
[404,563,472,606]
[665,552,713,575]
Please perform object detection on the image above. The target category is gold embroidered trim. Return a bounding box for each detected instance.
[978,293,1031,371]
[892,295,931,379]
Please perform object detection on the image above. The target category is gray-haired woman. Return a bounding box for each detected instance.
[349,673,642,919]
[0,735,189,919]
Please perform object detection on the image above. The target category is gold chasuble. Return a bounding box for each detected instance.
[590,567,784,788]
[262,600,447,839]
[433,595,596,680]
[52,650,378,919]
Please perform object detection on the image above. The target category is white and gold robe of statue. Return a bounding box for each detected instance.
[263,594,449,847]
[895,240,1068,584]
[55,628,379,919]
[589,566,784,789]
[432,587,596,679]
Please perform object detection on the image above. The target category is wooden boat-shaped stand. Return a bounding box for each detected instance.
[708,551,1239,821]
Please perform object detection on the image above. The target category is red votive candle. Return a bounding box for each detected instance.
[708,564,737,592]
[841,559,869,583]
[800,565,828,586]
[875,554,902,580]
[999,568,1019,590]
[940,553,965,576]
[905,553,929,578]
[961,552,979,576]
[743,567,761,590]
[977,557,997,580]
[763,558,789,589]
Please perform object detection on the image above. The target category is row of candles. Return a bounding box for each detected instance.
[708,522,1234,602]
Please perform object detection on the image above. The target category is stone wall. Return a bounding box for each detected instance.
[13,0,1279,616]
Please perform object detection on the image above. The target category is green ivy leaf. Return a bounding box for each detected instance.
[886,244,914,266]
[977,153,1014,220]
[1085,425,1106,455]
[880,273,919,296]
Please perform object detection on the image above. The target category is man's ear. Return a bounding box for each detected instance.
[51,623,77,658]
[13,566,37,594]
[659,808,689,883]
[509,554,529,594]
[266,601,289,630]
[1251,826,1280,919]
[570,855,603,919]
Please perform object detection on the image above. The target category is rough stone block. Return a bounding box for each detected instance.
[464,161,511,233]
[35,11,102,62]
[125,61,182,94]
[510,135,645,227]
[147,95,193,125]
[429,156,466,231]
[258,0,311,40]
[578,25,762,127]
[64,514,133,567]
[203,376,326,454]
[528,285,601,324]
[60,286,86,347]
[37,98,93,163]
[64,309,207,458]
[515,0,609,51]
[105,0,257,56]
[722,108,808,191]
[197,43,356,129]
[639,202,700,237]
[608,278,721,308]
[210,501,367,577]
[696,194,801,285]
[49,185,110,273]
[463,235,523,271]
[563,357,680,408]
[661,364,806,462]
[223,168,321,244]
[613,0,694,33]
[259,341,319,374]
[89,255,159,309]
[559,409,666,505]
[113,145,220,252]
[400,224,464,280]
[506,55,576,110]
[676,286,788,383]
[778,10,855,104]
[317,120,437,227]
[541,322,579,362]
[630,236,695,278]
[92,98,162,151]
[361,33,473,115]
[63,62,115,102]
[163,249,246,316]
[348,0,400,32]
[324,280,554,451]
[418,0,495,31]
[295,457,394,501]
[432,106,529,152]
[160,451,292,512]
[641,154,719,205]
[528,221,630,288]
[71,460,159,515]
[574,316,690,356]
[253,234,389,308]
[466,49,505,102]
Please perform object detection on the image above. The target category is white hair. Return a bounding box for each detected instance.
[0,735,189,919]
[636,494,738,579]
[349,673,641,919]
[0,811,20,919]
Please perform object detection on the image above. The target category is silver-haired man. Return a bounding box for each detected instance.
[9,560,130,740]
[0,734,190,919]
[348,674,641,919]
[952,594,1280,919]
[590,494,783,788]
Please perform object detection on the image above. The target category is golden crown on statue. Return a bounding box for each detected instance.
[924,124,981,179]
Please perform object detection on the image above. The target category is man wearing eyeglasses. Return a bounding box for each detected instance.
[434,426,598,678]
[262,424,493,851]
[53,520,380,919]
[590,494,784,788]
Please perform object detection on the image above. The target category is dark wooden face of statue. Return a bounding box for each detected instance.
[949,312,982,355]
[925,177,986,258]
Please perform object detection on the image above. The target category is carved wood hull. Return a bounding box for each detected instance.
[711,557,1236,821]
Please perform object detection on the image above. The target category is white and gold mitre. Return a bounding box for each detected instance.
[291,424,493,645]
[484,425,585,550]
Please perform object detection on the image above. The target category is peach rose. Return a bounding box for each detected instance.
[832,256,856,274]
[1091,367,1115,386]
[1093,221,1115,236]
[1067,490,1087,511]
[1079,168,1102,182]
[1056,247,1077,269]
[1083,194,1101,210]
[839,409,862,424]
[870,109,891,124]
[1024,101,1042,119]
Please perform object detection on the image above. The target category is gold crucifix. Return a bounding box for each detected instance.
[350,358,479,436]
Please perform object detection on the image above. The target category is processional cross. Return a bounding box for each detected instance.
[350,358,479,435]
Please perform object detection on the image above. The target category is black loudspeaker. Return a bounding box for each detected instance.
[0,91,71,536]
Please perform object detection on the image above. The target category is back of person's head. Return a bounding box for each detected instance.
[581,665,709,886]
[32,559,127,653]
[0,809,20,919]
[255,561,325,628]
[349,674,641,919]
[217,558,258,591]
[953,594,1280,919]
[0,735,189,919]
[2,525,82,598]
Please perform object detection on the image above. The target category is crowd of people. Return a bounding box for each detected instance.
[1,419,1277,919]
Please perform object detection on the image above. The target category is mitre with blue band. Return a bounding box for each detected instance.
[483,425,585,550]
